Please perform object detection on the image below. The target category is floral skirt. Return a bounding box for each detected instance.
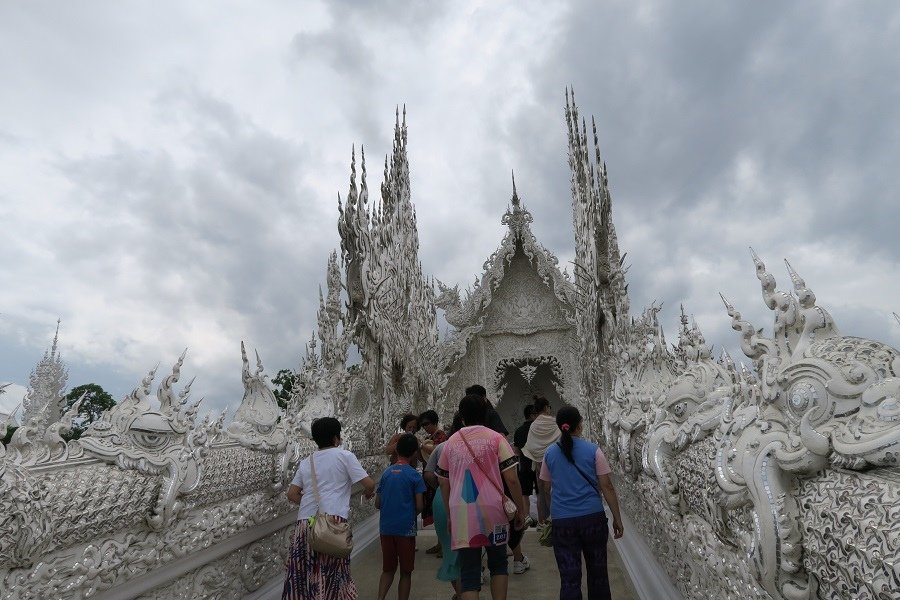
[282,519,358,600]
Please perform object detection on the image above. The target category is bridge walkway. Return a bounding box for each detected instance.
[351,527,638,599]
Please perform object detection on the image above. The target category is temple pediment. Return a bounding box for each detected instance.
[436,184,576,375]
[436,183,581,426]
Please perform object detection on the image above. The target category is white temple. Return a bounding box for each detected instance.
[1,93,898,599]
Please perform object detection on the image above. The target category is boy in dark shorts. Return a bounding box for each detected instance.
[376,433,426,600]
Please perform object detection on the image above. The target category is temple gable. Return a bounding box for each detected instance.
[436,190,580,428]
[480,247,571,335]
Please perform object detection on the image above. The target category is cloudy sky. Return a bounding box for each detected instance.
[2,1,900,417]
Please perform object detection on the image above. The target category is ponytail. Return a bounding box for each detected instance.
[556,405,582,464]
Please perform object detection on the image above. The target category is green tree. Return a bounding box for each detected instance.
[271,369,297,409]
[63,383,116,440]
[2,426,16,445]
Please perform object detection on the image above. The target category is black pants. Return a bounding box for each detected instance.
[551,512,610,600]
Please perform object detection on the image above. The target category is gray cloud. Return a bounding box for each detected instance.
[3,86,335,410]
[492,0,900,354]
[2,1,900,417]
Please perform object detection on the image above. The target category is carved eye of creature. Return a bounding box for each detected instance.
[672,401,687,419]
[133,432,169,449]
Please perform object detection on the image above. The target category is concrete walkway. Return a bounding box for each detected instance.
[352,528,638,599]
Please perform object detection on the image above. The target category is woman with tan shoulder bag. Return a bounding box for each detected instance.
[283,417,376,600]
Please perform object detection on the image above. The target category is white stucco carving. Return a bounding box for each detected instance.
[226,342,288,453]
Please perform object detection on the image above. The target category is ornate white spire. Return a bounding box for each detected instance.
[21,320,69,430]
[332,107,441,431]
[566,88,629,407]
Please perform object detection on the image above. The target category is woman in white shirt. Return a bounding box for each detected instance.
[283,417,376,600]
[522,396,561,524]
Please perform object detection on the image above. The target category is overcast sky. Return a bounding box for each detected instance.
[2,1,900,417]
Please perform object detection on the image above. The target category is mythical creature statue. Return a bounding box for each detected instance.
[645,307,734,508]
[712,251,900,599]
[0,411,55,569]
[80,352,213,530]
[226,342,287,453]
[434,280,474,330]
[604,304,676,473]
[6,394,85,465]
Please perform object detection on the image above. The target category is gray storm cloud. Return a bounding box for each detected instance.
[1,0,899,412]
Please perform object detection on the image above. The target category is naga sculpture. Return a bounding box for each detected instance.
[434,280,476,330]
[713,252,900,599]
[80,351,212,530]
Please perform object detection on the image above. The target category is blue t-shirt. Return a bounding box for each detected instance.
[543,439,605,520]
[377,462,427,536]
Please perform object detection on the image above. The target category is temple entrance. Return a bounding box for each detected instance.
[493,356,565,433]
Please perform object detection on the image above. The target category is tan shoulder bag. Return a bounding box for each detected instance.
[306,452,353,558]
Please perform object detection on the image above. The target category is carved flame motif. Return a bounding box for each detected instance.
[226,342,288,453]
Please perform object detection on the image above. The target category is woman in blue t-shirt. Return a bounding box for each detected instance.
[539,406,624,600]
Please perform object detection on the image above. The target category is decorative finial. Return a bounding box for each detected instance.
[51,318,61,359]
[511,170,520,207]
[719,292,734,312]
[358,145,369,209]
[784,258,816,308]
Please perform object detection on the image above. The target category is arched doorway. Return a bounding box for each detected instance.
[493,356,565,433]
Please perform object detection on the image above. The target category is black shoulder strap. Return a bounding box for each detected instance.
[556,442,601,497]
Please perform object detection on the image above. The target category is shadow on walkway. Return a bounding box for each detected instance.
[352,528,637,599]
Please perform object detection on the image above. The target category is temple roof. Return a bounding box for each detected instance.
[436,182,576,370]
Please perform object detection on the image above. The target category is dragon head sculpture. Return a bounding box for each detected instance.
[712,250,900,600]
[80,351,210,530]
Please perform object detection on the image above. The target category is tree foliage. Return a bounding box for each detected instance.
[63,383,116,440]
[2,426,15,445]
[271,369,297,409]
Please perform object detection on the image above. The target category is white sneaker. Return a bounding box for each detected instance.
[513,555,530,574]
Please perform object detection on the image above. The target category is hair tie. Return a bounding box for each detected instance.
[561,423,571,432]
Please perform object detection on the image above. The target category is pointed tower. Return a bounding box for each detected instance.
[21,320,69,429]
[333,107,441,433]
[566,88,629,412]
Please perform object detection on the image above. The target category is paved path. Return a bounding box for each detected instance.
[352,528,637,599]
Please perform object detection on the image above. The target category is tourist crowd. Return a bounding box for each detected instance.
[282,384,624,600]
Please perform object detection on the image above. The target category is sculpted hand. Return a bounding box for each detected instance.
[613,519,624,539]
